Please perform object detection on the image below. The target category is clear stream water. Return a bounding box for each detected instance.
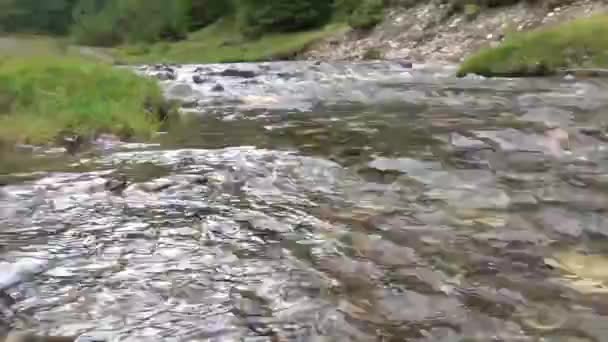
[3,61,608,341]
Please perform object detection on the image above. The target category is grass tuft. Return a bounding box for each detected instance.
[0,55,164,145]
[458,14,608,77]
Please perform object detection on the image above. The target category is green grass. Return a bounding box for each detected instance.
[458,15,608,77]
[0,34,115,62]
[0,35,68,57]
[0,55,164,145]
[113,18,348,64]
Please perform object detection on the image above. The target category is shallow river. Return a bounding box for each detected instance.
[3,61,608,341]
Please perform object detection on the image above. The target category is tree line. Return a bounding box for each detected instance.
[0,0,384,46]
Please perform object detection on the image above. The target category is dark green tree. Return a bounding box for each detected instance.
[0,0,78,34]
[71,0,191,46]
[237,0,333,37]
[188,0,234,30]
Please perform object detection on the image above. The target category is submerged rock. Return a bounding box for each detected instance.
[153,71,176,81]
[59,134,85,155]
[180,99,199,109]
[211,83,225,92]
[368,157,441,175]
[397,60,413,68]
[0,259,48,291]
[4,331,107,342]
[167,83,195,98]
[234,212,291,234]
[210,68,257,78]
[104,175,128,195]
[545,250,608,294]
[192,74,207,84]
[475,129,540,152]
[350,232,419,266]
[534,207,584,238]
[149,64,177,81]
[448,133,489,151]
[519,107,573,129]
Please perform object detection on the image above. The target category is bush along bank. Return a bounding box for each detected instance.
[458,14,608,77]
[0,56,168,146]
[82,0,360,64]
[115,18,348,64]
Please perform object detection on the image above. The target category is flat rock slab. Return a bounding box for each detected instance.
[0,259,48,291]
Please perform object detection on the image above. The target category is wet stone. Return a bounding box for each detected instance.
[211,84,225,92]
[447,133,489,151]
[161,227,200,238]
[0,259,48,291]
[350,233,419,267]
[234,212,291,234]
[519,107,573,128]
[180,99,199,109]
[152,71,176,81]
[427,187,511,210]
[368,157,441,175]
[167,83,195,98]
[398,60,413,68]
[491,150,553,172]
[192,74,207,84]
[574,211,608,238]
[474,129,554,154]
[369,288,465,324]
[473,229,549,246]
[137,178,176,192]
[535,184,608,210]
[210,68,257,78]
[508,191,539,208]
[534,207,584,238]
[317,257,383,289]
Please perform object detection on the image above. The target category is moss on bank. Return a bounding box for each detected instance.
[0,56,164,145]
[458,15,608,77]
[114,18,348,64]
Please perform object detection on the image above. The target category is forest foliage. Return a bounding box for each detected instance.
[0,0,383,46]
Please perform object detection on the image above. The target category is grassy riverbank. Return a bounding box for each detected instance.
[113,19,348,64]
[0,19,346,146]
[458,15,608,77]
[0,54,164,145]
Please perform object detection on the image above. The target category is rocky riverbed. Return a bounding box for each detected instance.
[3,61,608,341]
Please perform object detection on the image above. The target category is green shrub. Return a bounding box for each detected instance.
[123,43,151,56]
[0,56,164,144]
[348,0,384,30]
[237,0,333,38]
[334,0,363,18]
[188,0,235,30]
[458,15,608,77]
[0,0,78,35]
[362,47,383,59]
[464,3,480,20]
[71,6,122,46]
[71,0,191,46]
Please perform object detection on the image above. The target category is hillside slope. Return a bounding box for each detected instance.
[303,0,606,64]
